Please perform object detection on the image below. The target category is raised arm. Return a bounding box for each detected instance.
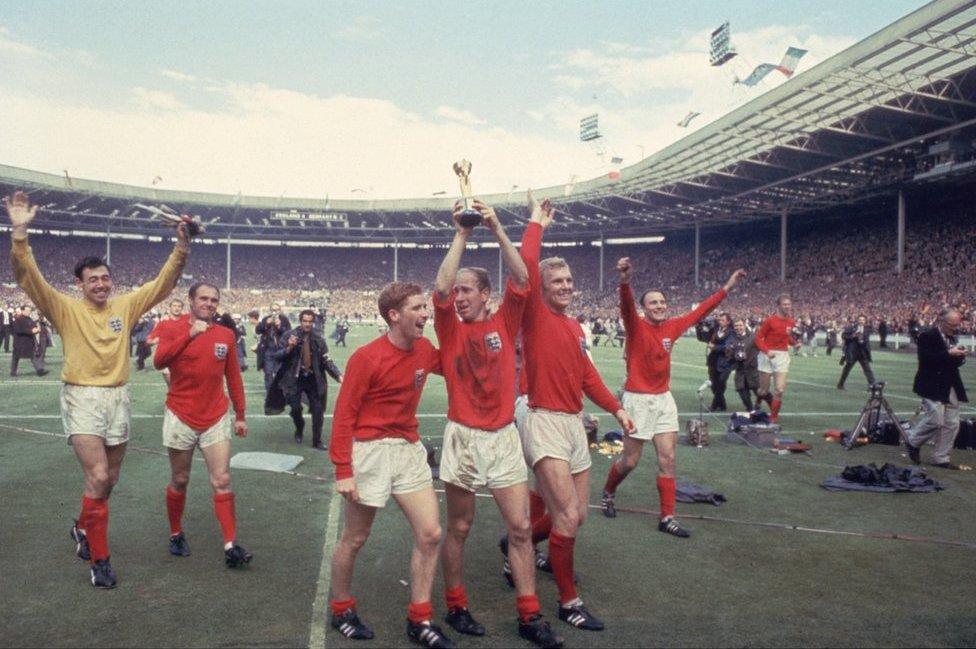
[519,190,555,293]
[672,269,744,332]
[480,200,527,289]
[617,257,641,333]
[5,191,69,324]
[434,201,472,300]
[122,226,191,321]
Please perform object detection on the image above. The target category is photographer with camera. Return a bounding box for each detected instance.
[725,318,760,411]
[706,313,732,412]
[837,315,877,389]
[255,303,291,391]
[904,308,969,470]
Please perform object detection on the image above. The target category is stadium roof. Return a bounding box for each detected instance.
[2,0,976,244]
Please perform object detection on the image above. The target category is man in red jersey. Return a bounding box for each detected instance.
[432,200,561,648]
[519,191,634,632]
[153,283,252,567]
[328,282,453,648]
[600,258,745,538]
[149,298,185,386]
[755,294,802,422]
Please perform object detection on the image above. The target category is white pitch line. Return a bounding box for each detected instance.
[308,490,342,649]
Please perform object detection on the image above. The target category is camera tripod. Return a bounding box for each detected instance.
[843,382,909,449]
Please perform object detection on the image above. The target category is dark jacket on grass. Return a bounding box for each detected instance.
[912,326,968,404]
[841,324,872,364]
[264,328,342,414]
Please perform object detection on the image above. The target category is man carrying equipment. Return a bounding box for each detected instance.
[433,200,561,647]
[153,283,251,567]
[518,192,635,632]
[601,259,744,537]
[328,282,453,648]
[755,295,802,423]
[5,190,190,588]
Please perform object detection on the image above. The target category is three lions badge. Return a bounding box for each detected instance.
[214,343,228,360]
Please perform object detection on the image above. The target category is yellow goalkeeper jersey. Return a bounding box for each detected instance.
[11,238,188,387]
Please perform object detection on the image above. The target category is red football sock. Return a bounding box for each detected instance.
[77,496,91,531]
[528,489,546,523]
[83,496,110,562]
[212,492,236,545]
[531,514,552,545]
[445,585,468,611]
[603,462,628,495]
[407,601,433,624]
[657,475,676,519]
[548,531,578,605]
[166,485,186,536]
[330,597,356,616]
[771,398,782,422]
[516,594,541,622]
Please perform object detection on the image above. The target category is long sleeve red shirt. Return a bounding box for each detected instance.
[519,222,621,415]
[434,279,528,430]
[620,283,727,394]
[153,315,246,429]
[329,335,441,480]
[755,314,798,353]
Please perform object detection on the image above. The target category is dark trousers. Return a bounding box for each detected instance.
[136,341,152,370]
[11,351,44,376]
[0,327,8,352]
[710,368,730,411]
[838,357,876,387]
[335,333,347,347]
[289,373,324,444]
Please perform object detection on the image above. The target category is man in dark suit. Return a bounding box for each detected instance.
[11,305,48,376]
[837,315,876,389]
[0,303,12,353]
[266,309,342,450]
[905,308,969,469]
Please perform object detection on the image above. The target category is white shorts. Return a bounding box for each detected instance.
[520,408,591,475]
[162,407,232,451]
[440,421,528,492]
[514,395,530,436]
[352,438,432,508]
[623,391,679,440]
[757,350,791,374]
[61,384,131,446]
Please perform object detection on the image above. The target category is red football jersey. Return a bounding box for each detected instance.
[434,280,528,430]
[755,314,797,353]
[330,335,441,480]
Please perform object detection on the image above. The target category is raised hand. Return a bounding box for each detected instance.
[527,189,555,229]
[3,191,39,233]
[617,257,633,284]
[473,200,500,233]
[451,200,478,233]
[724,268,746,292]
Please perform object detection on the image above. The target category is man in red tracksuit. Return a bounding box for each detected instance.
[601,257,745,538]
[755,295,802,422]
[153,282,251,568]
[327,282,453,648]
[518,192,634,632]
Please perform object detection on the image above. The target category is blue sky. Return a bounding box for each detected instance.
[0,1,926,198]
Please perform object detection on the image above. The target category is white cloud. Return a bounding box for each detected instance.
[131,87,185,111]
[435,105,486,126]
[0,25,51,60]
[552,75,586,90]
[0,78,606,199]
[159,69,198,83]
[337,16,388,41]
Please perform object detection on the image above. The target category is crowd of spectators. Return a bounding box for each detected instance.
[2,207,972,334]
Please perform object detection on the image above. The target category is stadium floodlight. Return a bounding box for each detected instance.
[604,236,666,245]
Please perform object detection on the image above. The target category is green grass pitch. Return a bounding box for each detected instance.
[1,326,974,648]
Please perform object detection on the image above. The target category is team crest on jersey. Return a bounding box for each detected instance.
[214,343,228,360]
[108,317,123,334]
[414,369,426,389]
[662,337,673,352]
[484,331,502,353]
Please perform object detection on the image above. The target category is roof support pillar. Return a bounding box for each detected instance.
[694,222,701,288]
[897,190,906,274]
[393,241,399,282]
[226,237,232,290]
[780,210,788,283]
[599,234,606,292]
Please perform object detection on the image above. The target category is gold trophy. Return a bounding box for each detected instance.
[452,159,483,228]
